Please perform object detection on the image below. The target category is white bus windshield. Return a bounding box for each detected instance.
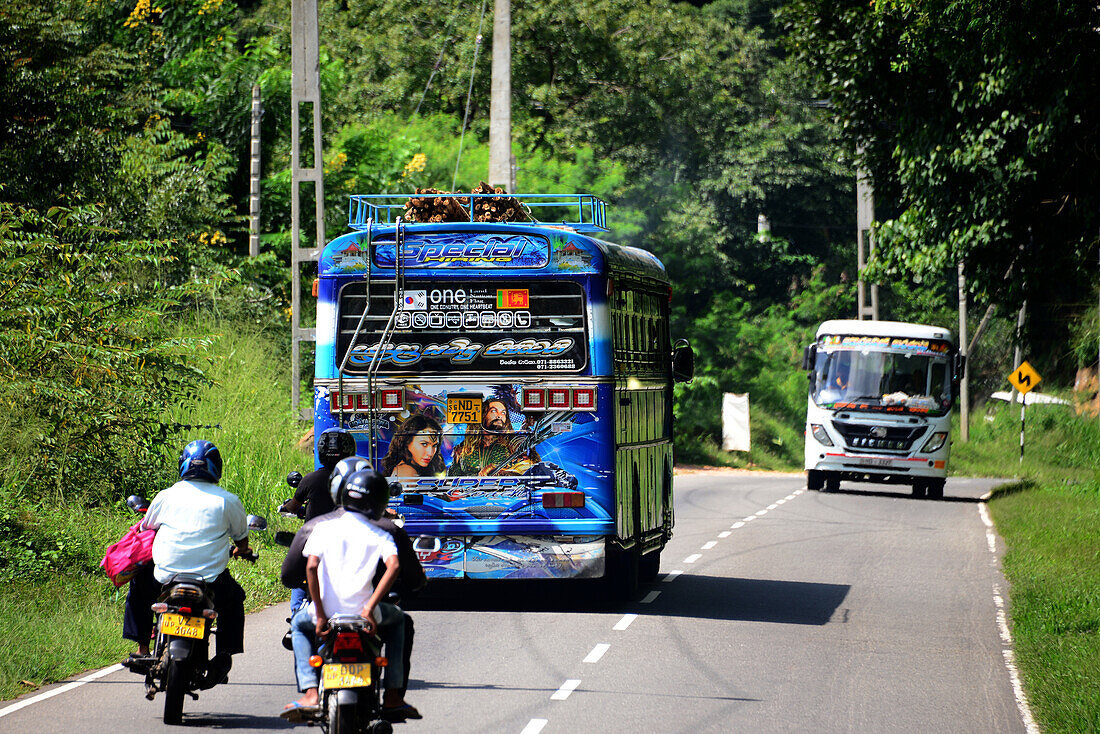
[811,338,953,415]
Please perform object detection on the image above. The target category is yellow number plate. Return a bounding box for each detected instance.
[160,613,205,639]
[322,663,372,689]
[447,395,482,425]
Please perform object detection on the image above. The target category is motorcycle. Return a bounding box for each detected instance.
[121,495,267,725]
[310,613,394,734]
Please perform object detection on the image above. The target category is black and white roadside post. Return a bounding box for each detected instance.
[1007,361,1042,462]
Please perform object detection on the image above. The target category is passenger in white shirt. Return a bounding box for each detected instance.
[282,469,420,723]
[122,440,251,684]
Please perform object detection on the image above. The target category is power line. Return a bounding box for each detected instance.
[452,0,489,192]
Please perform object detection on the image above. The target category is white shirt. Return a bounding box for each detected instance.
[302,511,398,620]
[142,480,249,583]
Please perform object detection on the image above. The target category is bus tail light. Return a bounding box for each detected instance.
[547,388,571,410]
[378,388,404,411]
[543,492,585,508]
[522,388,546,411]
[571,387,596,411]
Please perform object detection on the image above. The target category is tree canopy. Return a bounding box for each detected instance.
[783,0,1100,314]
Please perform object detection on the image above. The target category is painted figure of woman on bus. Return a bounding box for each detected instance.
[382,414,446,477]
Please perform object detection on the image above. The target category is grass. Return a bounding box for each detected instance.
[955,396,1100,733]
[0,317,308,702]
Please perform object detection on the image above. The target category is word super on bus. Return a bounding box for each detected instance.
[802,319,964,499]
[312,193,694,593]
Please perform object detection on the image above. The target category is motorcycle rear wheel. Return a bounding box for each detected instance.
[163,658,187,725]
[328,691,358,734]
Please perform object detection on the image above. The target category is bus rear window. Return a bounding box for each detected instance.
[336,280,588,374]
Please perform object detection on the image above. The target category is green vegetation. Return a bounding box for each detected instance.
[0,318,305,701]
[1,0,1098,724]
[953,401,1100,733]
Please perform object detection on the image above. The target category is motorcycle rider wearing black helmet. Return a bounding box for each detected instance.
[281,468,419,722]
[281,426,358,522]
[122,440,251,684]
[280,427,358,614]
[280,458,426,715]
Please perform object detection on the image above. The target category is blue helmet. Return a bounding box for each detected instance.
[178,440,223,483]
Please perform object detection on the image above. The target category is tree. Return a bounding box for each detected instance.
[783,0,1100,319]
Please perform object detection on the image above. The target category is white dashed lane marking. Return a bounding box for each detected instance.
[550,679,581,701]
[613,614,637,631]
[583,644,610,663]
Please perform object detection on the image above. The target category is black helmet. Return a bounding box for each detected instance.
[329,456,371,505]
[178,440,222,483]
[317,427,356,470]
[339,469,390,519]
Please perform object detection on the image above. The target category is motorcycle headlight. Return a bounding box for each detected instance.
[921,432,948,453]
[810,424,833,447]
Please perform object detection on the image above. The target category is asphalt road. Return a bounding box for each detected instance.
[0,472,1028,733]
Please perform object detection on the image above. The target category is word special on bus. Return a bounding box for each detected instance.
[802,319,964,499]
[311,193,694,596]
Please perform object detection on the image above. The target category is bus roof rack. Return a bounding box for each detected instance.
[348,193,608,233]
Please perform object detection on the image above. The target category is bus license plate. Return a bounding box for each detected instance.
[160,613,205,639]
[322,663,371,689]
[857,458,892,468]
[447,395,482,425]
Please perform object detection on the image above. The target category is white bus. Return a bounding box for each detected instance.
[802,319,965,498]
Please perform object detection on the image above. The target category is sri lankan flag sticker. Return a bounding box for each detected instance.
[496,289,529,309]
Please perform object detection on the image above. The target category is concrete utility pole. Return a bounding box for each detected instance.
[958,261,969,441]
[488,0,515,192]
[856,167,879,320]
[248,84,262,258]
[290,0,325,418]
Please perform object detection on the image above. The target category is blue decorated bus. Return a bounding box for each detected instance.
[312,193,694,594]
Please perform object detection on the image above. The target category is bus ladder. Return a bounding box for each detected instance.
[335,217,406,467]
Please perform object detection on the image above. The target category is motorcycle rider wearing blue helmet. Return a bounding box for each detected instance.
[122,439,252,684]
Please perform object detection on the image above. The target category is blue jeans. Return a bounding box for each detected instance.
[291,603,405,693]
[290,587,308,614]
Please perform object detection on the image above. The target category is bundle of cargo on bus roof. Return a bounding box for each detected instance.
[347,190,608,233]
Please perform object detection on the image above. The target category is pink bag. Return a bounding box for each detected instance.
[100,521,156,587]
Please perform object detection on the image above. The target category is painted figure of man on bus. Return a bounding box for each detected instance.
[447,397,539,476]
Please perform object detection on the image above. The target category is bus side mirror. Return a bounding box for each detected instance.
[672,340,695,383]
[954,352,966,382]
[802,344,817,371]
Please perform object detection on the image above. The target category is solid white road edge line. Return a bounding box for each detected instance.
[550,679,581,701]
[0,664,124,719]
[583,643,611,664]
[980,506,1039,734]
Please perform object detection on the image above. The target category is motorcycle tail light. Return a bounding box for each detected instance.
[571,387,596,411]
[151,603,168,613]
[375,656,388,667]
[309,655,323,668]
[334,631,363,654]
[547,388,570,409]
[543,492,585,508]
[178,606,192,615]
[522,388,546,411]
[168,584,203,603]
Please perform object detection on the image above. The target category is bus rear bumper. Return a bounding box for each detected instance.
[411,534,606,580]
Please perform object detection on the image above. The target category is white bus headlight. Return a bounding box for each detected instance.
[810,424,833,447]
[921,432,948,453]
